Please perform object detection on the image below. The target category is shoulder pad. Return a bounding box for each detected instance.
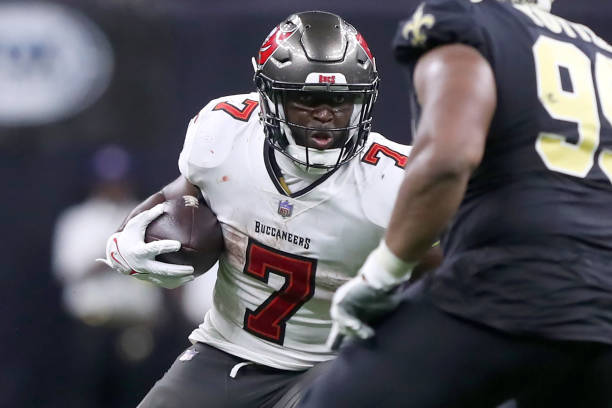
[393,0,489,65]
[179,93,260,179]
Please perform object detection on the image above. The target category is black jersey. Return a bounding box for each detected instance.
[394,0,612,344]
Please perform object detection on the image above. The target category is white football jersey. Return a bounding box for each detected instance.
[179,92,411,370]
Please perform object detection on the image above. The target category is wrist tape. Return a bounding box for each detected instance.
[360,240,417,291]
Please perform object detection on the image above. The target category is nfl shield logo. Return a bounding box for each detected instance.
[278,200,293,218]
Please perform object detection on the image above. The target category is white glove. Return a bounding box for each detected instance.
[97,203,195,289]
[327,240,416,350]
[327,275,400,350]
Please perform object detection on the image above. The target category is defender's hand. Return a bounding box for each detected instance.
[97,203,194,289]
[327,274,400,349]
[327,240,416,350]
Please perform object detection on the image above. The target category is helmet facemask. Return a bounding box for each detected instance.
[253,11,379,172]
[256,75,378,171]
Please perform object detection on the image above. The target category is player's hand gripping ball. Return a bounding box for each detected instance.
[145,195,224,276]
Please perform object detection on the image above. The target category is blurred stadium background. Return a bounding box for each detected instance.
[1,0,609,406]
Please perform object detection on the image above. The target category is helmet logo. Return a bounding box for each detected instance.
[258,18,300,66]
[305,73,347,84]
[319,74,336,84]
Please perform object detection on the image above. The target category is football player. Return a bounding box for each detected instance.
[98,11,429,408]
[299,0,612,407]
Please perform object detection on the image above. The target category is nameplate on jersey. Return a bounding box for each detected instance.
[254,220,311,249]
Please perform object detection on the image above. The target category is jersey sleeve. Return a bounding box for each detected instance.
[178,93,259,186]
[359,133,412,228]
[393,0,490,66]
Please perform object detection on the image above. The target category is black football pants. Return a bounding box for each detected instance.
[137,342,330,408]
[298,284,612,408]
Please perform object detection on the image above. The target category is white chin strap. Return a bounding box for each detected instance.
[285,143,344,173]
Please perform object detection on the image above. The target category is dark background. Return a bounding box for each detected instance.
[1,1,610,406]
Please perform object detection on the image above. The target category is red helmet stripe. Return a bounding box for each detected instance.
[355,32,374,61]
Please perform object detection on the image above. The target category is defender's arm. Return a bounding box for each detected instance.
[328,44,496,343]
[368,44,496,287]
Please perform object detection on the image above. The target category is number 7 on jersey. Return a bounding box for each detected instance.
[243,240,317,345]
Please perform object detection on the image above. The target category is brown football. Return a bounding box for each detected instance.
[145,195,224,276]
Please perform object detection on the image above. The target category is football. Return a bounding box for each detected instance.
[145,195,224,276]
